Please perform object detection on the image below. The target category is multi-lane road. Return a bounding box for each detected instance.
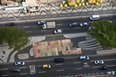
[0,15,116,36]
[0,54,116,77]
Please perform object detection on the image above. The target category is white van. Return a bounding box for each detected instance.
[90,15,100,20]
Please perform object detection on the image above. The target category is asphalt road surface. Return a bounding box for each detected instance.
[0,15,116,37]
[0,54,116,77]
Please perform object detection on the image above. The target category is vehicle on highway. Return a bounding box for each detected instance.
[6,23,15,26]
[94,60,104,64]
[12,68,20,72]
[106,71,115,75]
[89,15,100,20]
[53,29,62,34]
[79,22,88,27]
[14,62,25,66]
[69,22,78,27]
[42,21,56,29]
[54,58,64,62]
[42,64,51,69]
[37,21,46,25]
[79,56,89,60]
[99,66,108,70]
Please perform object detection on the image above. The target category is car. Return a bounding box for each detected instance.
[94,60,104,64]
[6,23,15,26]
[99,66,108,70]
[89,15,100,20]
[12,68,20,72]
[37,21,46,25]
[69,22,78,27]
[106,71,115,75]
[14,62,25,66]
[53,29,62,34]
[54,58,64,62]
[79,56,89,60]
[79,22,88,27]
[42,64,51,69]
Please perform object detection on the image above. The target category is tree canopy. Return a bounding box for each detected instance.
[0,26,30,51]
[88,20,116,48]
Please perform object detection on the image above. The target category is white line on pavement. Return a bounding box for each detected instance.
[91,58,116,62]
[107,65,116,67]
[56,69,64,72]
[38,71,46,73]
[19,67,27,69]
[92,66,99,68]
[57,23,62,25]
[75,68,82,70]
[73,62,81,64]
[56,63,63,65]
[0,68,8,70]
[1,75,9,77]
[20,73,28,75]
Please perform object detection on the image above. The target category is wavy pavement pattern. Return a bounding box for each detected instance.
[0,0,115,18]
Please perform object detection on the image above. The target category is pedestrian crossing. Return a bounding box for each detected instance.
[78,35,103,50]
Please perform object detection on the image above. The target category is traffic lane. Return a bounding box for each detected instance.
[88,59,116,67]
[88,54,116,61]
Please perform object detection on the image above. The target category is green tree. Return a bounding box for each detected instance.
[0,26,30,51]
[88,20,116,48]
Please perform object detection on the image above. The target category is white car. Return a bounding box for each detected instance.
[80,22,88,27]
[69,22,78,27]
[106,71,115,75]
[14,62,25,66]
[94,60,104,64]
[79,56,89,60]
[54,29,62,34]
[37,21,46,25]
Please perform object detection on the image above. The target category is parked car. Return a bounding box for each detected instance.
[12,68,20,72]
[37,21,46,25]
[14,62,25,66]
[42,64,51,69]
[106,71,115,75]
[54,58,64,62]
[6,23,15,26]
[53,29,62,34]
[99,66,108,70]
[69,22,78,27]
[79,22,88,27]
[79,56,89,60]
[94,60,104,64]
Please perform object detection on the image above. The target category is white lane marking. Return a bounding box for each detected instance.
[75,68,82,70]
[38,71,46,73]
[92,66,99,68]
[91,59,116,62]
[38,65,42,67]
[20,73,28,75]
[56,69,64,72]
[0,68,8,70]
[57,23,62,26]
[19,67,27,69]
[1,75,9,77]
[56,63,63,65]
[73,62,81,64]
[96,73,99,74]
[107,65,116,67]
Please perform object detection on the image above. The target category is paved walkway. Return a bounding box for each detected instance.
[0,33,116,63]
[0,0,115,18]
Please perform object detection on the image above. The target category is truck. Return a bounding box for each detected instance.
[42,21,56,29]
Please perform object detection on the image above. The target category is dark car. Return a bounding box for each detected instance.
[6,23,15,26]
[12,68,20,72]
[54,58,64,62]
[100,66,108,70]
